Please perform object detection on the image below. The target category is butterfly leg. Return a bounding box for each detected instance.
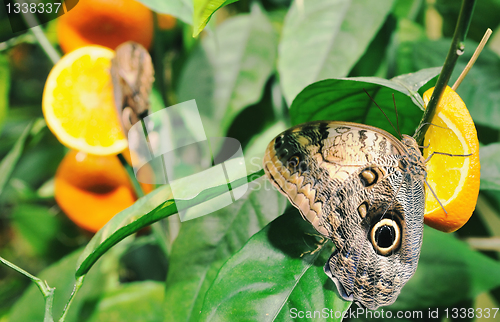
[424,179,448,215]
[300,234,329,257]
[424,151,472,163]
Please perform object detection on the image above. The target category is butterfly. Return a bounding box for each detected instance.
[263,120,426,310]
[111,41,154,133]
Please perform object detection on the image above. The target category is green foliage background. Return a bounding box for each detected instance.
[1,0,500,321]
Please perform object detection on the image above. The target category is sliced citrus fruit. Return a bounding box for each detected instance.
[422,86,480,232]
[57,0,153,53]
[55,149,153,232]
[43,45,128,155]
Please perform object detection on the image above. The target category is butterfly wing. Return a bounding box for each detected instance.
[263,120,425,309]
[324,163,424,309]
[111,41,154,132]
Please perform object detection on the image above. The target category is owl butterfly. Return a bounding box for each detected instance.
[111,41,154,133]
[263,121,427,310]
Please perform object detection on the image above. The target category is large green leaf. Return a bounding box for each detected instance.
[479,143,500,190]
[11,204,61,257]
[199,209,351,322]
[289,68,440,137]
[0,54,9,133]
[397,39,500,130]
[76,169,262,277]
[278,0,396,104]
[139,0,193,24]
[87,281,164,322]
[163,179,287,322]
[197,214,500,321]
[178,4,278,137]
[193,0,239,36]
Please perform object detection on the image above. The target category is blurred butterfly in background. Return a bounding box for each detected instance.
[263,120,427,310]
[111,41,154,133]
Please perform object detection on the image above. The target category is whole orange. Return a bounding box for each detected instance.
[55,150,153,232]
[57,0,154,53]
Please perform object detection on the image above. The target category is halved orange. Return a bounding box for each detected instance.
[42,45,128,156]
[55,149,154,232]
[422,86,480,232]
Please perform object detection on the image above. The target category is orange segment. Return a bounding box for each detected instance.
[422,86,480,232]
[43,46,128,155]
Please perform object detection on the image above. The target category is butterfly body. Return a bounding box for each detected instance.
[263,121,425,309]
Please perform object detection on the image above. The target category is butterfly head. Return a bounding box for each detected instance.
[400,134,426,178]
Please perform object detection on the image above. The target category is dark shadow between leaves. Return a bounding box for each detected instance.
[266,206,333,267]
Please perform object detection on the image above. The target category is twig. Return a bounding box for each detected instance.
[414,0,476,144]
[466,237,500,252]
[0,256,55,322]
[58,276,85,322]
[452,28,493,90]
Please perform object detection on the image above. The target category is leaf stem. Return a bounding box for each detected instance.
[0,256,55,322]
[414,0,476,144]
[58,276,85,322]
[117,153,144,198]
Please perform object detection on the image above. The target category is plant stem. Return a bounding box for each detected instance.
[414,0,476,144]
[0,256,55,322]
[153,13,168,106]
[118,153,144,198]
[58,276,85,322]
[15,0,61,64]
[118,150,171,257]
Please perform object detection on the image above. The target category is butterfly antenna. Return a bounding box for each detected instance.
[392,93,402,138]
[363,89,400,139]
[425,179,448,215]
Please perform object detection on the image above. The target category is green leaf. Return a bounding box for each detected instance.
[8,249,108,322]
[390,227,500,309]
[75,169,263,277]
[86,281,164,322]
[11,204,60,256]
[178,4,278,137]
[278,0,396,104]
[192,0,239,37]
[163,179,287,322]
[479,143,500,190]
[289,69,440,137]
[199,209,351,322]
[0,54,9,133]
[0,118,45,196]
[349,16,395,78]
[436,0,500,42]
[139,0,193,24]
[243,120,287,170]
[397,39,500,130]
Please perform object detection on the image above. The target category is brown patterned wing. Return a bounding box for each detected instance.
[263,120,406,237]
[263,120,425,309]
[111,41,154,132]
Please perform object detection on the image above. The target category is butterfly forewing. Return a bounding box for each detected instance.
[263,121,426,310]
